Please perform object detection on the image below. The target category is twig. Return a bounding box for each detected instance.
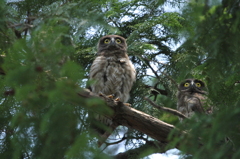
[136,55,160,79]
[138,55,180,91]
[144,97,188,119]
[145,84,168,96]
[113,141,167,159]
[160,71,180,91]
[100,136,126,152]
[104,136,127,146]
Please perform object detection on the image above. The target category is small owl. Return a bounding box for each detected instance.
[177,79,208,122]
[89,35,136,145]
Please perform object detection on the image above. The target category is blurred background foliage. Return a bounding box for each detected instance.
[0,0,240,158]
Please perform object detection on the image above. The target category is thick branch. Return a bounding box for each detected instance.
[77,88,204,158]
[78,89,175,143]
[113,103,174,143]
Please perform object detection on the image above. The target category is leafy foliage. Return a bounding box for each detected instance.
[169,0,240,159]
[1,0,240,158]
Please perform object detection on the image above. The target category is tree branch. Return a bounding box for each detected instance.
[78,89,176,143]
[113,102,174,143]
[113,141,167,159]
[145,84,168,96]
[145,97,188,119]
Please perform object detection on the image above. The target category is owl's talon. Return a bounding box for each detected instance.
[106,95,114,99]
[115,97,120,101]
[99,93,104,96]
[124,103,131,107]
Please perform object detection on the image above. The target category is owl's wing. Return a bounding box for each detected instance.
[89,56,108,94]
[117,59,136,102]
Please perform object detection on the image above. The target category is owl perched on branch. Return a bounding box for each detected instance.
[177,79,209,122]
[89,35,136,146]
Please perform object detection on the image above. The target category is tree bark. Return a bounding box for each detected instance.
[113,102,174,143]
[78,89,176,143]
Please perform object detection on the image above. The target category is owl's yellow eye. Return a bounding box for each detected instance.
[195,83,201,87]
[184,83,190,87]
[104,39,110,44]
[116,39,121,44]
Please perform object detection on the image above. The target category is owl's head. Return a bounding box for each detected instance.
[178,79,207,94]
[97,35,127,55]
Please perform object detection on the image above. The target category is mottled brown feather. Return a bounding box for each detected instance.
[89,35,136,145]
[177,79,208,122]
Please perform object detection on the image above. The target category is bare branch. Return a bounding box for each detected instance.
[137,55,180,91]
[145,84,168,96]
[113,141,167,159]
[105,136,127,146]
[137,55,160,79]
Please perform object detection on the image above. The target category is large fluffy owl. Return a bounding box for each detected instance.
[89,35,136,145]
[177,79,208,122]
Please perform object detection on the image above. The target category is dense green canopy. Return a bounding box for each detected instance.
[0,0,240,158]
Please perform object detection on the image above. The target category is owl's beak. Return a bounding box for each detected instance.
[189,84,197,92]
[108,38,116,46]
[190,84,202,93]
[110,41,116,46]
[190,84,195,88]
[109,40,116,46]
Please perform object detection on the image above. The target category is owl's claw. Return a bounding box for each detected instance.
[115,98,131,106]
[106,94,114,99]
[124,103,131,107]
[115,97,120,101]
[119,59,126,63]
[99,92,104,96]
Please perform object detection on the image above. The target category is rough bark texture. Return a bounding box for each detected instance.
[78,89,175,143]
[113,103,174,143]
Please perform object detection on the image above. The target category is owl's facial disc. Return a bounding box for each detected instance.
[105,38,124,51]
[115,38,122,44]
[104,38,111,44]
[180,79,206,94]
[108,38,122,46]
[103,38,117,47]
[97,35,127,55]
[109,38,116,46]
[184,82,190,87]
[183,81,202,93]
[195,82,201,87]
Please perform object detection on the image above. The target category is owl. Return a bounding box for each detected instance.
[89,35,136,145]
[177,79,208,122]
